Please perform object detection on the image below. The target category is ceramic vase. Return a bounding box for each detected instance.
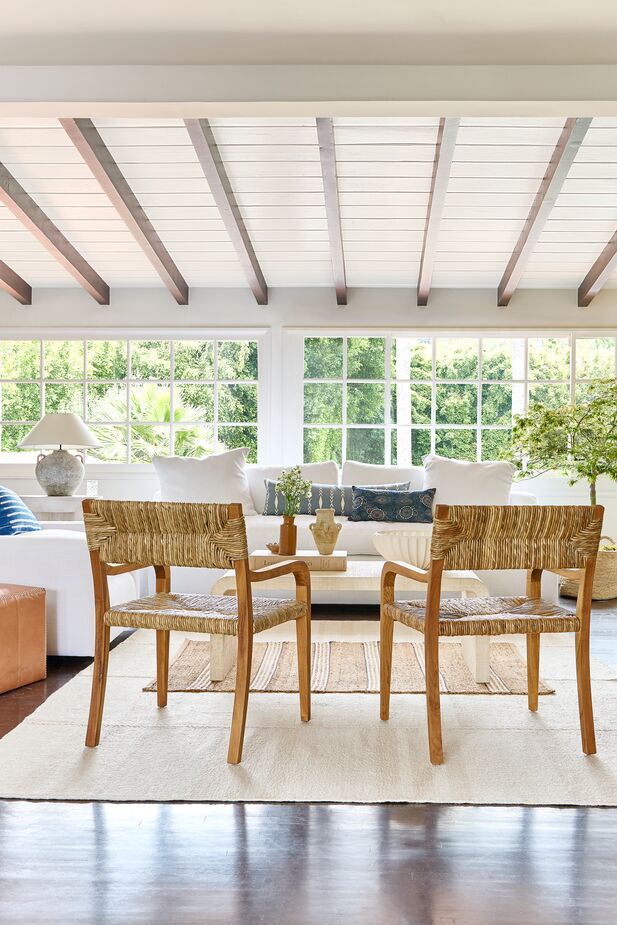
[309,507,342,555]
[279,516,298,555]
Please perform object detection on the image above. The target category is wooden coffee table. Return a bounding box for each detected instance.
[210,558,491,683]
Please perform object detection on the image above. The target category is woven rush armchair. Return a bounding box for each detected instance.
[380,504,604,765]
[82,499,311,764]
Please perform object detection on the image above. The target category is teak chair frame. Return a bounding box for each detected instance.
[82,499,311,764]
[380,503,604,765]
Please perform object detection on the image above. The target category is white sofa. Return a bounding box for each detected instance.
[0,525,142,656]
[0,460,537,656]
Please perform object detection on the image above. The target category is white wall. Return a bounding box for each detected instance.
[2,284,617,330]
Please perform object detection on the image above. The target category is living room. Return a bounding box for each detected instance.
[1,4,617,924]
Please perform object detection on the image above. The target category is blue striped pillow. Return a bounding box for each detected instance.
[262,480,411,516]
[0,485,41,535]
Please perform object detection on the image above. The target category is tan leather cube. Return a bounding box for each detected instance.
[0,584,46,695]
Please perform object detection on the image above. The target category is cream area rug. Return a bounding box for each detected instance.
[1,627,616,805]
[144,639,554,695]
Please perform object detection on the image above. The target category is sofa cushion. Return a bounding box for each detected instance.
[262,480,411,516]
[153,448,256,515]
[422,454,515,505]
[342,460,424,491]
[246,461,339,513]
[349,487,436,523]
[0,486,41,536]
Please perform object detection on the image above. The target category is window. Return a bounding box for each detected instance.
[302,334,617,465]
[0,338,259,463]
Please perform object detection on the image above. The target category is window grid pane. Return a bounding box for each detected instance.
[303,334,617,465]
[0,338,259,463]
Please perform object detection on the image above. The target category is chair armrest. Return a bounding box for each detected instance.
[249,559,310,584]
[381,560,430,584]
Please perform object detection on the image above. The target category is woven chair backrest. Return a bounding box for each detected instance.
[83,499,248,568]
[430,505,603,571]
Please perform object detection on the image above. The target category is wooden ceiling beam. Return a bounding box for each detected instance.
[316,118,347,305]
[60,118,189,305]
[417,117,460,307]
[498,117,592,307]
[0,260,31,305]
[184,119,267,305]
[0,164,109,304]
[578,230,617,306]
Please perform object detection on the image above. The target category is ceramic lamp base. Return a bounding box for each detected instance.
[35,449,84,497]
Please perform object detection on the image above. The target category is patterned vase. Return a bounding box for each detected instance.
[279,516,298,555]
[309,507,342,555]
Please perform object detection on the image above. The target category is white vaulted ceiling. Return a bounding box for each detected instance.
[0,115,616,302]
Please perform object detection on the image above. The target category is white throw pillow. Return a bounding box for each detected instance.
[341,460,424,491]
[153,448,257,515]
[246,461,339,513]
[422,454,515,505]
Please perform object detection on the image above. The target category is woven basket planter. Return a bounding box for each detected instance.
[560,536,617,600]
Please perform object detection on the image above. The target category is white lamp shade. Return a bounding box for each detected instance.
[19,413,101,449]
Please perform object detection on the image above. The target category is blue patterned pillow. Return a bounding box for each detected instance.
[262,480,411,516]
[0,485,41,535]
[349,486,436,523]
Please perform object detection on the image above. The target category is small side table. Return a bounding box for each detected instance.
[19,495,90,522]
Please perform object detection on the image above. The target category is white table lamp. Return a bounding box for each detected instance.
[19,413,101,496]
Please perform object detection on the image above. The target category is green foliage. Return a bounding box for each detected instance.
[218,340,258,380]
[87,341,128,380]
[44,341,84,379]
[304,337,343,378]
[89,383,214,463]
[347,337,385,379]
[131,341,170,379]
[511,379,617,504]
[274,465,312,517]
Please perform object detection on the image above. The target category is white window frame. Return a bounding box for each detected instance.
[285,328,617,466]
[0,327,271,467]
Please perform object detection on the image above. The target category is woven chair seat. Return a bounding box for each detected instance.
[385,595,579,637]
[105,592,307,636]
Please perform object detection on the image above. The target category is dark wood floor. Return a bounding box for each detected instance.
[1,603,616,925]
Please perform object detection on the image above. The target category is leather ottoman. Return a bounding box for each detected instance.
[0,584,46,695]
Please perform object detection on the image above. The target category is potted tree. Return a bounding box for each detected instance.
[274,466,312,555]
[510,378,617,598]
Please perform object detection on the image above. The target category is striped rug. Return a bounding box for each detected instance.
[144,640,554,696]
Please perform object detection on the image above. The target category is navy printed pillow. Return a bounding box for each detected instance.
[0,485,41,535]
[349,486,436,523]
[262,480,411,516]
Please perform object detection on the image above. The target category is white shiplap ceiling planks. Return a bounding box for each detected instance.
[93,119,247,288]
[333,117,439,287]
[209,118,331,287]
[0,116,615,300]
[522,118,617,290]
[433,118,567,289]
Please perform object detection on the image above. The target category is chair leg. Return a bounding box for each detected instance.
[380,607,394,721]
[526,633,540,712]
[575,629,596,755]
[295,612,311,722]
[425,632,443,765]
[227,632,253,765]
[156,630,170,708]
[85,623,111,748]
